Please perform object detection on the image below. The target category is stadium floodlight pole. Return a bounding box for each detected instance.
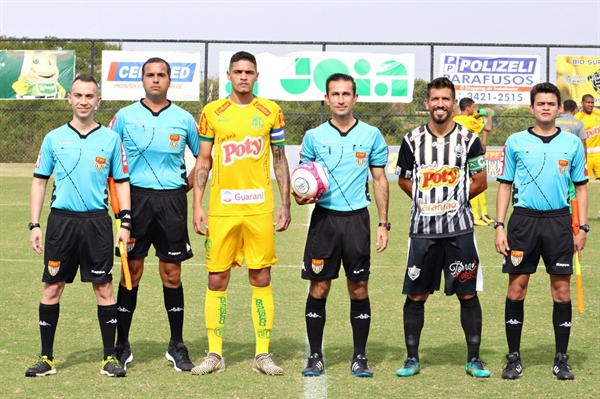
[570,199,584,313]
[108,177,133,290]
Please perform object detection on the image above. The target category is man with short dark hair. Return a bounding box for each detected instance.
[495,82,587,380]
[26,74,130,378]
[395,77,490,378]
[109,57,200,372]
[191,51,291,376]
[295,73,389,378]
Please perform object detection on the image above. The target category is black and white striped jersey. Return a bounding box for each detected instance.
[396,122,485,238]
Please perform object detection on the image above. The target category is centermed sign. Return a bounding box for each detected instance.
[101,51,201,101]
[440,53,541,105]
[219,51,415,103]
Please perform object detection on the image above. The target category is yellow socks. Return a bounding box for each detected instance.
[205,288,227,356]
[251,284,274,355]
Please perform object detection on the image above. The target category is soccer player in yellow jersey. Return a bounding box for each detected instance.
[575,94,600,218]
[453,98,494,226]
[191,51,291,376]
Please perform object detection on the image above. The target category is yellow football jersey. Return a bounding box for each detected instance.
[575,109,600,149]
[199,97,285,216]
[453,114,485,136]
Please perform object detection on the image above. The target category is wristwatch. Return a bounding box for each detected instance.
[378,222,391,231]
[28,222,41,230]
[579,223,590,233]
[493,221,504,229]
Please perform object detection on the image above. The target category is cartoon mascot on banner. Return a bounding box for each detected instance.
[11,51,66,99]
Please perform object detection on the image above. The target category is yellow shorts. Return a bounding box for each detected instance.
[587,152,600,180]
[204,213,277,273]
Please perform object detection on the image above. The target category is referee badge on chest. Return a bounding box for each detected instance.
[169,134,181,149]
[558,160,568,175]
[511,250,524,267]
[48,260,60,276]
[407,265,420,281]
[94,157,106,172]
[312,259,324,274]
[355,152,367,167]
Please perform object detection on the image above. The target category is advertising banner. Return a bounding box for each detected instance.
[219,51,415,103]
[0,50,75,99]
[440,53,541,105]
[101,51,201,101]
[556,56,600,104]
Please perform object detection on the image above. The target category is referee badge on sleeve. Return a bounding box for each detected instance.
[510,250,524,267]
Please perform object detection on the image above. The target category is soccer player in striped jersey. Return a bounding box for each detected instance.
[191,51,291,376]
[395,77,490,378]
[109,58,200,372]
[26,74,130,377]
[495,83,588,380]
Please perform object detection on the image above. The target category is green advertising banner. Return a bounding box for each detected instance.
[0,50,75,99]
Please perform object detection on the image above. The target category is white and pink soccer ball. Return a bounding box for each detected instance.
[291,161,330,199]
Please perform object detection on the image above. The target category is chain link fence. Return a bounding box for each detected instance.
[1,38,599,162]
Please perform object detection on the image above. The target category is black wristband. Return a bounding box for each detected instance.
[119,209,132,223]
[120,223,131,231]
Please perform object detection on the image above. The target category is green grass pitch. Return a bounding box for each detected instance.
[1,164,598,398]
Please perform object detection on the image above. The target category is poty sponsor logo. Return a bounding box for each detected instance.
[107,62,196,82]
[420,166,459,190]
[221,135,264,165]
[91,270,105,275]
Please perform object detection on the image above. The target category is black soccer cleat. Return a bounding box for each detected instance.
[165,341,194,372]
[302,353,325,377]
[553,353,574,380]
[502,352,523,380]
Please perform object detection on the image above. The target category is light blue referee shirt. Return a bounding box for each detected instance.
[34,123,129,212]
[300,119,388,212]
[110,100,199,190]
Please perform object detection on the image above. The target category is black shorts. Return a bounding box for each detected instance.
[42,209,113,284]
[127,186,194,263]
[403,233,479,296]
[301,205,370,282]
[129,186,193,262]
[502,207,573,275]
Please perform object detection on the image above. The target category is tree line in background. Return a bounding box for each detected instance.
[0,37,534,162]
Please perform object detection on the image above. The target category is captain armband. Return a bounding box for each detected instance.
[467,155,486,174]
